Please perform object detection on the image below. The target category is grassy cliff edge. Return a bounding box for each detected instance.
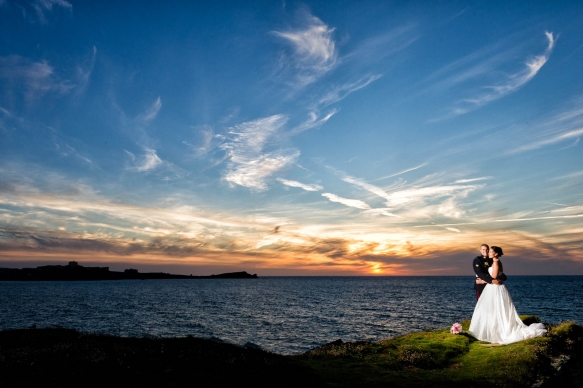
[0,317,581,387]
[295,317,583,387]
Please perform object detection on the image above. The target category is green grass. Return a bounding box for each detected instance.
[292,318,583,388]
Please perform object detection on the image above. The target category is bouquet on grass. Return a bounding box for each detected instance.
[450,322,463,334]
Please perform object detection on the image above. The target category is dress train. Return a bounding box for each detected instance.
[468,281,546,345]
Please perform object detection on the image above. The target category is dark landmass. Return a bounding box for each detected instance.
[0,318,581,387]
[0,261,258,281]
[0,327,318,388]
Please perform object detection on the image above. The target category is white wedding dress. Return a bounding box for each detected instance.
[468,267,546,344]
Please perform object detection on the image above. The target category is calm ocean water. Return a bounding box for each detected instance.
[1,276,582,354]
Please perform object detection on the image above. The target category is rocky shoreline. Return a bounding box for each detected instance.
[0,318,581,387]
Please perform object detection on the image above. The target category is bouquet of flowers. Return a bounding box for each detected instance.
[450,322,463,334]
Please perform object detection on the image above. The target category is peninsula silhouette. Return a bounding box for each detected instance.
[0,261,258,281]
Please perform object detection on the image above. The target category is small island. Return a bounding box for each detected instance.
[0,261,258,281]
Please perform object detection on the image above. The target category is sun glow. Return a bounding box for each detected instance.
[371,263,382,274]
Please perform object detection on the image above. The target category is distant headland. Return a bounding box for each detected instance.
[0,261,258,281]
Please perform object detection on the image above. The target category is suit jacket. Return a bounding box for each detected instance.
[473,255,507,292]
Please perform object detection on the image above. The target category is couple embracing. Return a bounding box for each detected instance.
[468,244,547,345]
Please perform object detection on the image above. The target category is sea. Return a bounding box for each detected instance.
[1,276,581,355]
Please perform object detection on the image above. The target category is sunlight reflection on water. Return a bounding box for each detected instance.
[1,276,581,354]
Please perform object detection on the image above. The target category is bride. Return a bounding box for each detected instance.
[468,246,547,344]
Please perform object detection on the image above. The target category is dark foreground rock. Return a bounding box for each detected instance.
[0,328,318,388]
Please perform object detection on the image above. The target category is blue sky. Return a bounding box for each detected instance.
[1,0,582,275]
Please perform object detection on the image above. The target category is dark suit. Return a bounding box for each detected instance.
[473,255,507,299]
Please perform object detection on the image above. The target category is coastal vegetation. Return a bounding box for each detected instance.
[295,317,582,387]
[0,317,580,387]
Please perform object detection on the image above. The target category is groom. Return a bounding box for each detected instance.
[473,244,506,300]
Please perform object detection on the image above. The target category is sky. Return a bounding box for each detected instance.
[1,0,582,276]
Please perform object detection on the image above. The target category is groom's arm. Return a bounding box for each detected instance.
[473,258,494,283]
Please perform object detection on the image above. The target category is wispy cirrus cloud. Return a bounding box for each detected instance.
[277,178,322,191]
[33,0,71,23]
[321,192,371,209]
[7,0,72,24]
[453,32,555,115]
[346,24,419,64]
[220,115,299,191]
[125,148,162,172]
[551,170,583,182]
[305,24,417,109]
[362,208,399,217]
[223,150,299,191]
[333,167,483,221]
[416,204,583,228]
[340,174,395,203]
[56,143,92,166]
[288,109,337,135]
[316,74,382,107]
[74,46,97,96]
[0,48,97,106]
[371,163,428,182]
[137,96,162,126]
[382,184,477,208]
[125,148,189,180]
[118,97,187,179]
[421,41,509,94]
[513,127,583,153]
[112,95,162,137]
[554,101,583,123]
[121,97,163,172]
[183,125,225,158]
[504,96,583,155]
[0,55,74,101]
[454,177,491,183]
[273,12,337,87]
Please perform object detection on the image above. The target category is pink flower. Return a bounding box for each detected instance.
[450,323,463,334]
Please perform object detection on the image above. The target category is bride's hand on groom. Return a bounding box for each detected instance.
[475,278,503,285]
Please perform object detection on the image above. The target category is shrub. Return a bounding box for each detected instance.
[520,315,541,325]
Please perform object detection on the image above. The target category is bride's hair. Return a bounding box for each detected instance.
[491,246,504,257]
